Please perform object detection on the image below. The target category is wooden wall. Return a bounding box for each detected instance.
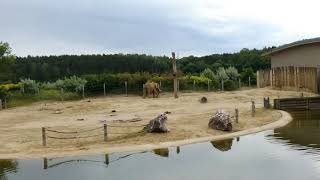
[257,66,319,93]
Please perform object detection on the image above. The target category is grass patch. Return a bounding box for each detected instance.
[7,89,81,108]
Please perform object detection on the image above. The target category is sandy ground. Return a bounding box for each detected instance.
[0,87,315,159]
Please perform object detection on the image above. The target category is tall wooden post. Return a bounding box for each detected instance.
[177,79,180,93]
[42,127,47,146]
[104,124,108,142]
[103,83,106,96]
[0,99,2,110]
[249,76,251,87]
[238,78,241,89]
[159,81,162,88]
[294,67,297,90]
[207,80,210,92]
[172,52,178,98]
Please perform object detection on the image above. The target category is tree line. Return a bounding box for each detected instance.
[0,42,273,83]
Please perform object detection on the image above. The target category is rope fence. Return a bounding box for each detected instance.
[42,123,148,146]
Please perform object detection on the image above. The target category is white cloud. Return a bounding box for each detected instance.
[1,0,320,56]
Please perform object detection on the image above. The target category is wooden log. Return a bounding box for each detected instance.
[42,127,47,146]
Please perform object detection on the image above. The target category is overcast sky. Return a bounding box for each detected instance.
[1,0,320,57]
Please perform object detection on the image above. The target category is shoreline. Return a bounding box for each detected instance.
[1,110,292,159]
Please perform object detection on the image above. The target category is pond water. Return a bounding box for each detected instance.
[1,111,320,180]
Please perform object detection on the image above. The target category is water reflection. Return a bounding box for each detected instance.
[153,148,169,157]
[210,139,233,152]
[1,111,320,180]
[271,111,320,149]
[0,160,18,180]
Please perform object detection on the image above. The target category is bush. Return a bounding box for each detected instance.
[226,67,240,81]
[224,79,239,91]
[55,76,87,93]
[20,79,39,94]
[201,68,215,80]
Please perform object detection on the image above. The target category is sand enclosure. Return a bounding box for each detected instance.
[0,88,315,158]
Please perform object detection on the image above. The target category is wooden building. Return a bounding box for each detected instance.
[257,38,320,93]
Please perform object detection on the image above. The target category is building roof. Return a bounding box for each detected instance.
[263,37,320,56]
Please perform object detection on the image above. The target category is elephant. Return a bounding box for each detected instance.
[143,82,161,98]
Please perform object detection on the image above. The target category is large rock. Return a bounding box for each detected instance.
[144,113,169,133]
[208,110,233,131]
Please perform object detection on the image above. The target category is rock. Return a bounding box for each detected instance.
[208,110,232,131]
[200,97,208,103]
[144,112,169,133]
[210,139,233,152]
[77,118,85,121]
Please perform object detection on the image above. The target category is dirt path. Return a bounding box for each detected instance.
[0,87,315,159]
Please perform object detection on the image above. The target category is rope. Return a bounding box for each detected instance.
[47,133,103,140]
[107,124,147,128]
[46,126,102,134]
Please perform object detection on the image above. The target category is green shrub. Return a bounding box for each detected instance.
[20,79,39,94]
[55,76,87,93]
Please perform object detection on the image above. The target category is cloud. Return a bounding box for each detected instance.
[0,0,319,56]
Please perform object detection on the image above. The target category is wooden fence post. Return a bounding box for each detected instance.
[60,88,64,101]
[82,85,85,99]
[221,79,224,91]
[104,124,108,142]
[125,81,128,97]
[177,79,180,93]
[103,83,106,96]
[193,80,196,91]
[251,100,255,117]
[238,78,241,89]
[207,80,210,91]
[0,99,2,110]
[235,108,239,123]
[42,127,47,146]
[159,81,162,88]
[249,76,251,87]
[4,98,7,109]
[264,97,270,109]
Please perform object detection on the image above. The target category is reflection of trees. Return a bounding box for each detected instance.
[0,160,18,180]
[153,148,169,157]
[210,139,233,152]
[273,111,320,149]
